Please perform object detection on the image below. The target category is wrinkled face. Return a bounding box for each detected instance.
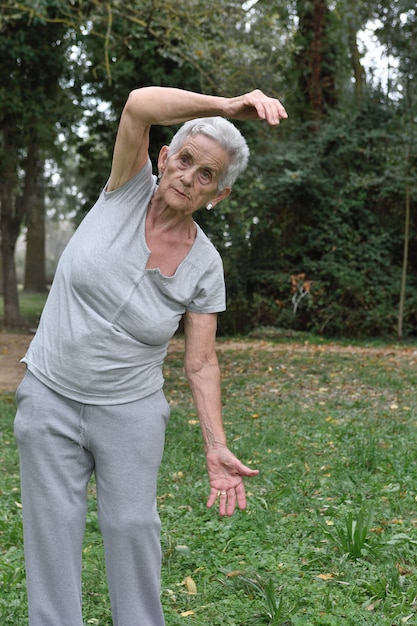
[156,134,231,214]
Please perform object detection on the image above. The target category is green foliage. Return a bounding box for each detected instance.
[213,97,417,338]
[2,0,417,338]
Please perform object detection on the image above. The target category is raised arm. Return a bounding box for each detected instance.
[107,87,287,191]
[183,311,259,516]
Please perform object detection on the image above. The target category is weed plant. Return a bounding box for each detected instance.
[1,337,417,624]
[318,508,375,559]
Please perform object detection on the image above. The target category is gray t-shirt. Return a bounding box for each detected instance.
[23,160,226,405]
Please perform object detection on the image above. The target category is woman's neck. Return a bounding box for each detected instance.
[147,194,197,240]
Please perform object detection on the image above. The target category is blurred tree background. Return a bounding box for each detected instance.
[0,0,416,338]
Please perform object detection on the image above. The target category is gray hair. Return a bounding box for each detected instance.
[167,117,250,191]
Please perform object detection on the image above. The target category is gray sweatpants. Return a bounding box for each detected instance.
[14,370,169,626]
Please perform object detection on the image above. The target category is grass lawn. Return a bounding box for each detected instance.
[1,334,417,625]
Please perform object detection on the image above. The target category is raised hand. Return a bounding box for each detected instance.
[228,89,288,125]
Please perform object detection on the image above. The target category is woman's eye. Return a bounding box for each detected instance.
[200,170,212,183]
[178,153,193,168]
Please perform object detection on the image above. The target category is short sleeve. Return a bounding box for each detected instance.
[186,255,226,314]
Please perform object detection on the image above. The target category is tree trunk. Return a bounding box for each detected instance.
[1,133,39,324]
[0,244,3,296]
[296,0,336,121]
[0,197,21,326]
[398,51,415,340]
[0,128,23,326]
[398,179,410,341]
[347,20,366,102]
[24,155,47,292]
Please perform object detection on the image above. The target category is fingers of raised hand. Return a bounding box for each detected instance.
[248,90,287,125]
[258,99,288,125]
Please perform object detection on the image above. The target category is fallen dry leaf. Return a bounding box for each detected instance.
[183,576,197,594]
[226,570,245,578]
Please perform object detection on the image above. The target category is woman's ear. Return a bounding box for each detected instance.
[211,186,232,208]
[157,145,169,175]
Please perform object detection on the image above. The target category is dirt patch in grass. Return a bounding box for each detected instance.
[1,331,416,393]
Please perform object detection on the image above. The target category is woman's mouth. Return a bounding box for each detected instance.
[173,187,189,199]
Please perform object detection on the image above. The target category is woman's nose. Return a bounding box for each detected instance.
[181,168,196,185]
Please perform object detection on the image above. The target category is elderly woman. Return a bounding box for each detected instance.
[14,86,287,626]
